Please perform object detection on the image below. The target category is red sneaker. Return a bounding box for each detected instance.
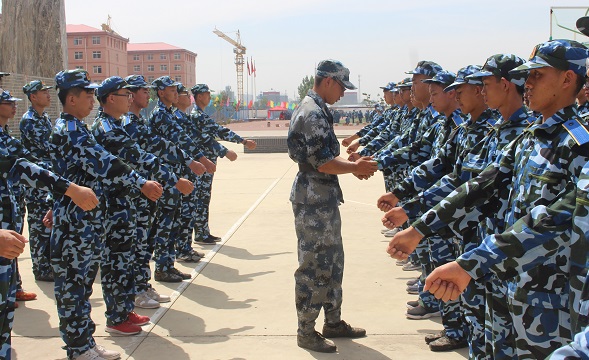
[128,311,150,326]
[16,290,37,301]
[105,320,141,335]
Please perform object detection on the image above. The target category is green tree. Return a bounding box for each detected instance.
[297,75,314,101]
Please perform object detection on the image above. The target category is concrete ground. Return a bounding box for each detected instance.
[12,127,466,359]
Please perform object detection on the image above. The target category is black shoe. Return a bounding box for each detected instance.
[322,320,366,338]
[194,236,216,245]
[297,331,337,353]
[154,270,183,283]
[208,235,222,242]
[34,273,54,282]
[176,251,201,263]
[170,267,191,280]
[429,335,468,352]
[425,329,445,344]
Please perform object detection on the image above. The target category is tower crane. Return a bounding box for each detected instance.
[213,28,246,106]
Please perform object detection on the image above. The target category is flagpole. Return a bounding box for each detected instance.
[254,59,257,118]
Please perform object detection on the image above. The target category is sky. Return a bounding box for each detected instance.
[64,1,589,102]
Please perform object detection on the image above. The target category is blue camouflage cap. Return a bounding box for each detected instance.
[22,80,52,95]
[380,82,397,92]
[509,39,589,76]
[152,76,179,90]
[467,54,527,89]
[422,70,457,87]
[0,89,22,102]
[444,65,483,92]
[95,76,132,98]
[405,61,442,77]
[176,83,189,94]
[316,59,357,90]
[55,69,99,90]
[396,77,412,89]
[124,75,154,89]
[374,103,383,111]
[190,84,214,95]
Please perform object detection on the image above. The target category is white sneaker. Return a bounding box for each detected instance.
[135,291,160,309]
[380,227,390,234]
[74,348,101,360]
[147,287,171,303]
[93,344,121,360]
[384,228,401,237]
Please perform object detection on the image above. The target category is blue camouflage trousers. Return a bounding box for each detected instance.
[101,196,137,326]
[292,202,343,336]
[51,198,104,359]
[151,185,181,272]
[485,276,516,360]
[0,260,16,360]
[23,187,53,278]
[193,172,213,239]
[134,196,157,293]
[548,326,589,359]
[177,174,198,255]
[459,241,485,359]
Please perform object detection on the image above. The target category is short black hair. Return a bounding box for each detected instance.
[57,87,85,106]
[314,76,325,87]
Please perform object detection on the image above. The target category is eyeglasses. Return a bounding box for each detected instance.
[111,93,133,99]
[0,102,16,106]
[334,79,346,92]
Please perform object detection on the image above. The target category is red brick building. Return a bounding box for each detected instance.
[127,43,196,87]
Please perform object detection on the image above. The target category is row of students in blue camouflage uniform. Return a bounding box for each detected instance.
[0,70,255,359]
[372,35,589,359]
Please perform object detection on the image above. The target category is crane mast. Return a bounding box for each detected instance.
[213,28,246,106]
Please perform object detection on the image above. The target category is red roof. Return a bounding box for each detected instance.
[128,42,183,52]
[66,24,103,33]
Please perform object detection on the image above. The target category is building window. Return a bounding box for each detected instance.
[147,76,155,82]
[175,76,182,82]
[92,36,100,45]
[160,64,167,71]
[133,54,140,61]
[133,65,141,72]
[160,53,167,60]
[74,51,83,60]
[147,54,153,60]
[73,37,83,45]
[92,51,101,59]
[147,65,154,72]
[174,64,181,71]
[75,66,84,69]
[93,65,102,74]
[174,53,181,60]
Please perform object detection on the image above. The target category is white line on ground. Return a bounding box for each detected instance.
[345,199,376,207]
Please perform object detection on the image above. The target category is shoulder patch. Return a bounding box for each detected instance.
[486,117,497,127]
[66,120,77,132]
[121,115,131,127]
[563,118,589,146]
[451,114,464,127]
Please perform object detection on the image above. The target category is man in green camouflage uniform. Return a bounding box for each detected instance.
[288,59,377,353]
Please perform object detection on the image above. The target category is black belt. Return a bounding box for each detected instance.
[298,164,316,172]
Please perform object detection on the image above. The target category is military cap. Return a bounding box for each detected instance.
[405,61,442,77]
[316,59,357,90]
[124,75,154,88]
[0,89,22,102]
[22,80,52,95]
[55,69,99,90]
[422,70,457,87]
[374,103,383,111]
[396,77,413,89]
[509,39,589,77]
[380,82,397,92]
[95,76,132,98]
[176,83,189,94]
[152,76,179,90]
[577,16,589,37]
[467,54,527,88]
[190,84,214,95]
[444,65,483,92]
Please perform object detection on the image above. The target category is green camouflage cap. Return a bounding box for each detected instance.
[190,84,214,95]
[509,39,589,76]
[176,83,189,94]
[22,80,52,95]
[0,89,22,102]
[152,76,179,90]
[396,77,412,89]
[316,59,357,90]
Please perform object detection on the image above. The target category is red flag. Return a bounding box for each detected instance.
[248,100,253,109]
[281,101,287,108]
[247,58,251,76]
[236,100,241,110]
[253,60,256,77]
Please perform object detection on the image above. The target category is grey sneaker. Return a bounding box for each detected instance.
[429,334,468,352]
[406,283,419,295]
[135,291,160,309]
[176,251,201,263]
[170,267,191,280]
[406,277,419,286]
[74,348,101,360]
[406,300,420,309]
[425,329,446,344]
[297,331,337,353]
[402,262,421,271]
[92,344,121,359]
[396,258,409,266]
[406,305,440,320]
[384,228,401,237]
[322,320,366,338]
[146,287,171,303]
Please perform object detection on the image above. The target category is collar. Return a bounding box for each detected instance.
[307,90,333,124]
